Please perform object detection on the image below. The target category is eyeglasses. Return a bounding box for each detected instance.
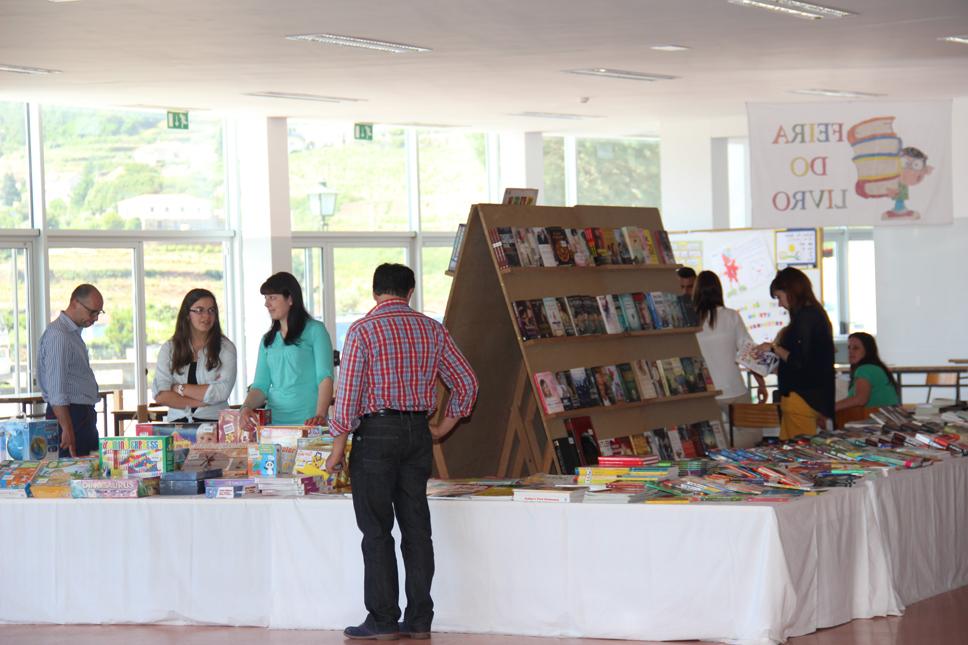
[189,307,218,316]
[76,300,105,316]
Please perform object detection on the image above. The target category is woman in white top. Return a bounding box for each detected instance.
[152,288,237,422]
[693,271,768,416]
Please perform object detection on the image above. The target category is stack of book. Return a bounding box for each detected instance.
[205,477,257,498]
[160,469,223,495]
[488,225,676,270]
[511,486,587,503]
[512,291,698,340]
[255,475,325,496]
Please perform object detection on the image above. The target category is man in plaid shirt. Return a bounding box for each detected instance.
[327,263,478,641]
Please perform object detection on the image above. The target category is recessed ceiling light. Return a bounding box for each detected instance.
[245,91,365,103]
[48,0,82,3]
[285,33,431,54]
[939,35,968,45]
[650,45,691,52]
[509,111,603,120]
[0,63,61,75]
[565,68,678,82]
[790,89,884,98]
[727,0,852,20]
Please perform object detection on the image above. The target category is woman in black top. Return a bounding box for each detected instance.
[759,268,834,439]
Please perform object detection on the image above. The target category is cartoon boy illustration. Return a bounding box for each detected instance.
[884,147,933,219]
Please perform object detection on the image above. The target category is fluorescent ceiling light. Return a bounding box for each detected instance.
[565,68,678,82]
[245,91,365,103]
[650,45,691,52]
[939,35,968,45]
[0,63,61,75]
[286,33,431,54]
[509,111,603,120]
[727,0,852,20]
[790,88,884,98]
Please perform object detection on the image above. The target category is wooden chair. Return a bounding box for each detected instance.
[728,403,782,447]
[926,373,958,402]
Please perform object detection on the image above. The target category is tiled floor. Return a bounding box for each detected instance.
[2,584,966,645]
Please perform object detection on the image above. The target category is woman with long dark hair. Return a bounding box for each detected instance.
[693,271,768,418]
[153,288,237,422]
[240,272,334,428]
[835,332,899,411]
[758,267,835,439]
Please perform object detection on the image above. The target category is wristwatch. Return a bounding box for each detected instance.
[176,383,185,396]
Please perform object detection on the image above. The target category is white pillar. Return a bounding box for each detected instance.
[497,131,545,203]
[236,116,293,386]
[660,121,715,231]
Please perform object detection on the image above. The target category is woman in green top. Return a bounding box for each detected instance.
[240,272,334,428]
[835,332,900,411]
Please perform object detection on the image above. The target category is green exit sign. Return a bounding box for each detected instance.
[167,111,189,130]
[354,123,373,141]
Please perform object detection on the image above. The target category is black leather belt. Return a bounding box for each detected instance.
[361,409,428,419]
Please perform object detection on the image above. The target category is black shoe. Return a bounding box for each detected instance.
[398,621,431,640]
[343,622,400,640]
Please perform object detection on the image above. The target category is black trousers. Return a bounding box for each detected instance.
[45,403,99,457]
[349,413,435,632]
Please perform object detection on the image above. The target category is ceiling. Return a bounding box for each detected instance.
[1,0,967,136]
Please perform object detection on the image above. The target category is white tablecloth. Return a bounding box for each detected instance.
[1,459,967,645]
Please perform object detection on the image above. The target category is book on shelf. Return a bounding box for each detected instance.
[568,368,602,408]
[530,299,554,337]
[497,227,521,268]
[547,227,574,266]
[632,293,655,329]
[448,223,467,273]
[552,436,581,475]
[650,428,676,461]
[653,230,677,264]
[542,297,568,337]
[534,228,557,267]
[513,228,538,267]
[679,357,705,393]
[618,293,643,331]
[666,426,686,459]
[596,295,624,334]
[599,436,635,457]
[554,297,577,336]
[565,416,600,466]
[628,433,653,456]
[555,372,578,410]
[487,228,508,270]
[534,371,565,414]
[600,229,622,264]
[613,228,634,264]
[632,359,660,400]
[617,363,642,402]
[566,228,592,267]
[502,187,538,205]
[622,226,646,264]
[513,300,541,340]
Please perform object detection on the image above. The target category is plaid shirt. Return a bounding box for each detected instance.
[329,298,479,436]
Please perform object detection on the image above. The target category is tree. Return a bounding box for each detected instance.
[71,163,96,210]
[1,173,20,207]
[84,163,162,214]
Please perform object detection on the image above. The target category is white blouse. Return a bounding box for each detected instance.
[695,307,754,400]
[151,337,237,421]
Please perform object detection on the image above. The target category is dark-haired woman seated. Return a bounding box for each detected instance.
[835,332,899,411]
[240,272,334,429]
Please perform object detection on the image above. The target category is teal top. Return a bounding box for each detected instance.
[250,318,334,425]
[848,364,899,407]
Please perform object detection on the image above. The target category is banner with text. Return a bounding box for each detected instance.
[748,101,952,227]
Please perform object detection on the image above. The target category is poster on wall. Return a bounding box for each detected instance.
[671,228,822,344]
[747,100,952,228]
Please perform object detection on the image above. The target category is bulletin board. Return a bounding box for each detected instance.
[668,228,823,344]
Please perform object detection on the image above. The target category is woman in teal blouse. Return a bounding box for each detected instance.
[835,332,900,411]
[240,272,334,428]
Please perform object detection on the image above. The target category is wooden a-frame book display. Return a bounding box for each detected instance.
[433,204,722,479]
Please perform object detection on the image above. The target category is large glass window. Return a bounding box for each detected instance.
[418,130,488,231]
[847,239,876,334]
[291,247,325,322]
[542,136,566,206]
[576,138,660,207]
[288,122,408,232]
[47,248,137,403]
[333,247,407,349]
[421,246,452,321]
[0,102,29,228]
[0,247,29,394]
[41,106,225,230]
[143,242,228,398]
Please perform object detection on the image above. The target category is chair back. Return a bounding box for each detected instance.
[926,372,958,386]
[834,405,878,428]
[729,403,781,428]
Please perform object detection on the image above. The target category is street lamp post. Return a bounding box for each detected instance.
[308,181,338,230]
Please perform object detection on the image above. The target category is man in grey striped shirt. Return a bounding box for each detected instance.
[38,284,104,457]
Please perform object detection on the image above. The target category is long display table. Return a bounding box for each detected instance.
[1,458,967,645]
